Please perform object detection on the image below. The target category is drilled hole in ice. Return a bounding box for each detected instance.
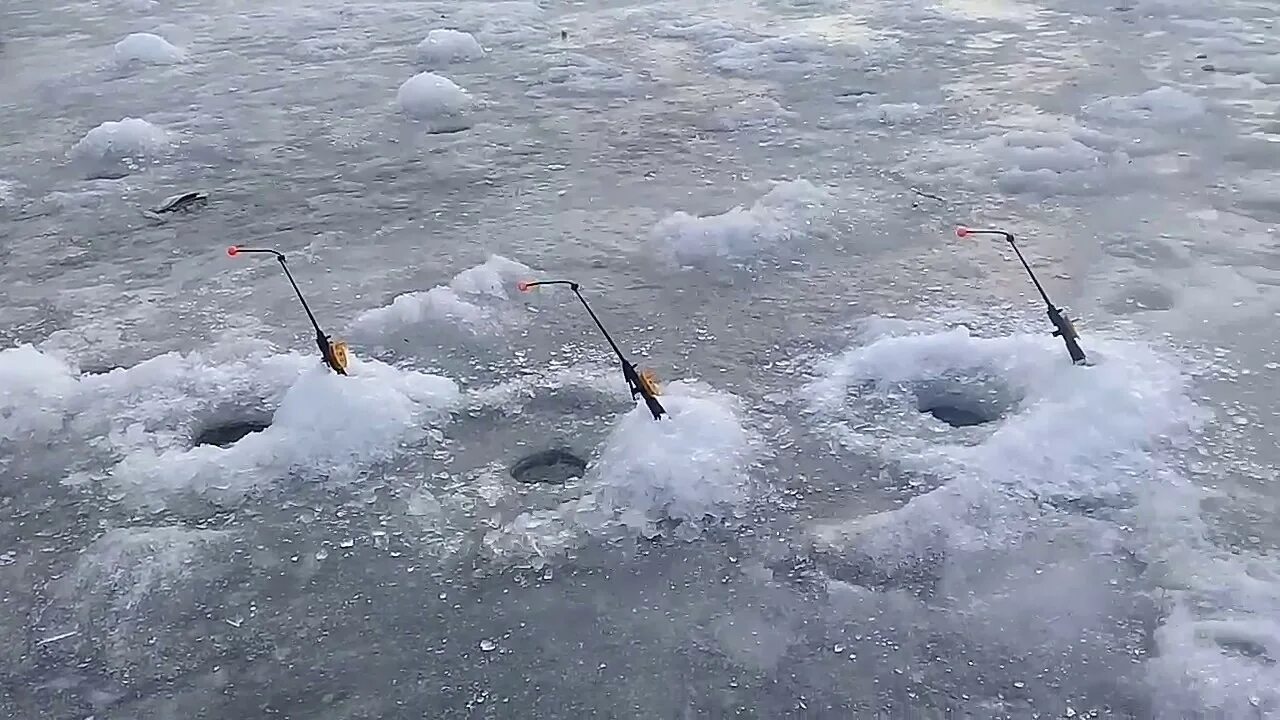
[193,419,271,448]
[509,448,587,485]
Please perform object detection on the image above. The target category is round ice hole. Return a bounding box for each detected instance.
[912,375,1019,428]
[194,419,271,448]
[510,448,587,485]
[81,365,124,376]
[919,401,998,427]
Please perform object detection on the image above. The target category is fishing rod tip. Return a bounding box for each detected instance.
[516,280,533,292]
[955,226,971,238]
[226,245,241,257]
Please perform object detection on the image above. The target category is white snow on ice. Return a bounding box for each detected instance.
[69,117,170,178]
[348,254,534,347]
[483,380,762,565]
[801,318,1280,716]
[649,179,833,269]
[109,354,459,508]
[0,342,457,509]
[1085,86,1208,128]
[396,71,475,133]
[416,29,485,65]
[112,32,185,65]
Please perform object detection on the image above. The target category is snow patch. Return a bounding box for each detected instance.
[348,255,533,347]
[649,179,832,269]
[113,32,185,65]
[69,118,170,178]
[482,380,761,565]
[416,29,485,65]
[918,119,1138,197]
[396,72,475,133]
[0,342,457,508]
[109,355,459,508]
[1085,86,1207,127]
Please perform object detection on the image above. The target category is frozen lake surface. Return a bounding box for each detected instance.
[2,0,1279,717]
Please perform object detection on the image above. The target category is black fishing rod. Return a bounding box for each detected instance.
[517,279,667,420]
[227,245,349,375]
[956,226,1089,366]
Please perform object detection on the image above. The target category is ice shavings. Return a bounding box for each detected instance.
[113,32,185,65]
[109,354,459,507]
[803,322,1204,540]
[1085,86,1207,128]
[347,254,534,346]
[69,118,171,178]
[482,380,762,566]
[648,179,832,269]
[416,29,484,65]
[396,72,475,133]
[53,527,235,682]
[912,113,1148,197]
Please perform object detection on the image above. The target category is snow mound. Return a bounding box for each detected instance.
[416,29,484,65]
[69,117,170,178]
[803,323,1201,515]
[1085,86,1206,127]
[796,319,1280,715]
[649,179,832,269]
[592,380,758,531]
[0,345,80,462]
[110,354,459,507]
[396,72,475,133]
[348,254,533,347]
[113,32,185,65]
[918,120,1138,197]
[0,342,456,508]
[483,380,761,566]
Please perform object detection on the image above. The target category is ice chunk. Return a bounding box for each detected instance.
[396,72,475,133]
[649,179,832,268]
[348,254,533,345]
[69,117,170,178]
[416,29,484,65]
[113,32,185,65]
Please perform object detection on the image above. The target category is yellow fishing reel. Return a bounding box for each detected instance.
[637,367,662,397]
[326,339,350,375]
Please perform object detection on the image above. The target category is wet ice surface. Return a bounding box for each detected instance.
[2,0,1280,717]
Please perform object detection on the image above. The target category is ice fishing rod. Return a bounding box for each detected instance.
[956,226,1088,366]
[226,245,349,375]
[517,279,667,420]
